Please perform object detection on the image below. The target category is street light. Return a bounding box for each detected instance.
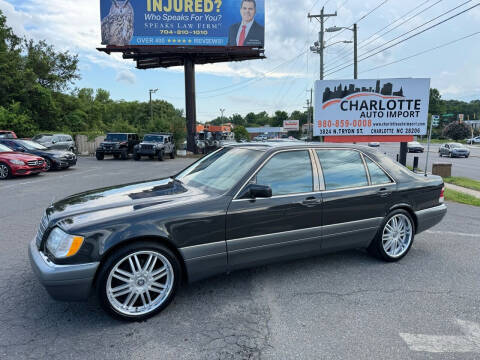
[149,89,158,123]
[325,24,358,79]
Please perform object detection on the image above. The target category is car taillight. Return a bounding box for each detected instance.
[439,187,445,203]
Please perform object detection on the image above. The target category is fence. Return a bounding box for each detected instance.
[75,135,105,156]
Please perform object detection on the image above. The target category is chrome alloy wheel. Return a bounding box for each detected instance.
[0,163,9,179]
[106,251,174,317]
[382,214,413,258]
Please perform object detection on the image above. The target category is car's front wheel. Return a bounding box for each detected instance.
[0,162,11,179]
[44,158,53,171]
[96,242,181,321]
[368,209,415,262]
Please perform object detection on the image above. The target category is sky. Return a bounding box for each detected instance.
[1,0,480,123]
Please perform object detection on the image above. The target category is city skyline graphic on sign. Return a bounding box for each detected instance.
[322,80,404,103]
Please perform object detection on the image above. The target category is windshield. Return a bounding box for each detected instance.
[143,135,164,142]
[176,147,264,193]
[32,135,53,142]
[0,133,14,139]
[17,140,48,150]
[0,144,12,152]
[105,134,127,142]
[450,143,464,148]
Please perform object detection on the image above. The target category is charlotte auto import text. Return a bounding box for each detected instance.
[340,99,422,118]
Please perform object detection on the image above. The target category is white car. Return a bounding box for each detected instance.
[466,136,480,144]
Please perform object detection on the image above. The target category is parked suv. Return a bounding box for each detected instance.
[0,130,17,139]
[96,133,140,160]
[32,134,76,153]
[134,133,176,161]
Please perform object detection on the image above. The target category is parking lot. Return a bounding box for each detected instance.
[1,155,480,359]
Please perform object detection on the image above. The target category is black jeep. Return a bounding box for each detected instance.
[134,133,176,161]
[96,133,140,160]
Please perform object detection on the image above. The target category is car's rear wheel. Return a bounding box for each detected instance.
[170,148,176,159]
[0,162,11,179]
[158,150,164,161]
[96,153,104,161]
[121,150,128,160]
[368,210,415,262]
[97,242,181,321]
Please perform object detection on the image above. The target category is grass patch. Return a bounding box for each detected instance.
[444,177,480,191]
[444,189,480,207]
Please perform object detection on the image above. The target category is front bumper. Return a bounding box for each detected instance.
[11,165,45,176]
[415,203,447,234]
[29,240,99,301]
[53,158,77,168]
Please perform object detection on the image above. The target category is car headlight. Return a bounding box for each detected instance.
[46,227,84,258]
[9,159,25,165]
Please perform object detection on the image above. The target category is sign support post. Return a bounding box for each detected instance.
[424,115,434,177]
[184,57,197,154]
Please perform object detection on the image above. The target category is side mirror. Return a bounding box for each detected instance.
[239,183,272,199]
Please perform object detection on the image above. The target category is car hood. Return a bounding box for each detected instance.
[26,149,71,157]
[0,152,43,161]
[45,178,207,227]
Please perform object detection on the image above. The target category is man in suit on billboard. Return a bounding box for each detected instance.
[228,0,264,47]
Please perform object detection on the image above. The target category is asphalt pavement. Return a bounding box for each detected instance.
[1,156,480,359]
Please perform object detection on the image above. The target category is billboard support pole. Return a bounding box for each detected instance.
[353,24,358,80]
[184,57,197,154]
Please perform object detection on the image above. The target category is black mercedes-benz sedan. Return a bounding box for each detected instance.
[0,139,76,171]
[29,143,446,320]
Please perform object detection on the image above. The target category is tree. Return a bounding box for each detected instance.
[442,122,471,140]
[233,126,250,142]
[0,104,38,137]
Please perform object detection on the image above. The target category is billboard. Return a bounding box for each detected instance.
[283,120,299,131]
[100,0,265,47]
[314,78,430,137]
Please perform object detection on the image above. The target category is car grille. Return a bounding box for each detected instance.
[142,145,154,150]
[35,214,49,248]
[27,160,44,166]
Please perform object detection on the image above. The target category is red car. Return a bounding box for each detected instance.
[0,130,17,139]
[0,143,46,179]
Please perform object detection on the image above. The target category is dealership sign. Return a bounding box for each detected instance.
[283,120,299,131]
[314,78,430,137]
[100,0,265,47]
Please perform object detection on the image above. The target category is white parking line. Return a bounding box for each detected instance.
[400,319,480,353]
[425,230,480,238]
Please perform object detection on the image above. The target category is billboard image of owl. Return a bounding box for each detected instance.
[101,0,135,46]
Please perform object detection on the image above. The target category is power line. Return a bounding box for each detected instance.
[328,0,390,41]
[326,0,472,73]
[324,2,480,77]
[360,31,480,73]
[327,0,439,66]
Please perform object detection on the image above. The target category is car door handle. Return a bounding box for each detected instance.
[377,188,392,197]
[301,197,322,207]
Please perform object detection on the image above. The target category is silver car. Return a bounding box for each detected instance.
[439,143,470,158]
[32,134,77,153]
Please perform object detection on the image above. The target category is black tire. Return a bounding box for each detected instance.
[439,152,442,157]
[367,209,415,262]
[113,153,120,160]
[44,158,53,171]
[121,150,128,160]
[466,155,469,158]
[96,153,104,161]
[96,241,181,321]
[170,148,176,159]
[134,153,141,161]
[0,162,11,180]
[158,150,164,161]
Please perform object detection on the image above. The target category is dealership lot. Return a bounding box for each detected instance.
[1,156,480,359]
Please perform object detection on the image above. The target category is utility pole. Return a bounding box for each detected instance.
[353,23,358,79]
[220,108,225,129]
[149,89,158,123]
[308,7,337,80]
[310,88,313,140]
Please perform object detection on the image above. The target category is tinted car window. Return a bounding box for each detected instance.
[365,157,392,185]
[105,134,127,142]
[317,150,368,190]
[256,151,313,196]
